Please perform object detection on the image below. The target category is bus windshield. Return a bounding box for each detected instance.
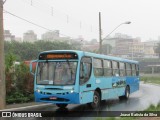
[36,61,77,85]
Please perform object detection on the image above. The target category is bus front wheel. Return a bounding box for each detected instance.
[88,91,100,109]
[56,104,68,109]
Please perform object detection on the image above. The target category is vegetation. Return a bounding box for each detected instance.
[96,103,160,120]
[4,40,80,61]
[102,44,112,55]
[140,75,160,84]
[6,91,34,104]
[4,40,80,104]
[5,52,34,104]
[145,103,160,111]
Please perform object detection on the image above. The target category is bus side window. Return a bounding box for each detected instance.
[112,61,119,76]
[80,63,86,79]
[119,62,125,76]
[136,64,139,76]
[126,63,132,76]
[103,60,112,76]
[93,58,103,77]
[132,64,136,76]
[80,57,92,85]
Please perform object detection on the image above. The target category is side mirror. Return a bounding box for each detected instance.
[30,60,37,75]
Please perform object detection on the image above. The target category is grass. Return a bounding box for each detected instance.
[95,103,160,120]
[140,74,160,84]
[145,103,160,111]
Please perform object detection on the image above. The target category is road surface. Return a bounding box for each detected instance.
[2,83,160,120]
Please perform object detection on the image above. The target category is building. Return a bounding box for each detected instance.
[128,41,145,58]
[82,43,99,52]
[103,33,145,59]
[143,41,159,58]
[41,30,59,41]
[4,30,15,41]
[23,30,37,42]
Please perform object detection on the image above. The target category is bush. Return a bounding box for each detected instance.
[6,90,34,104]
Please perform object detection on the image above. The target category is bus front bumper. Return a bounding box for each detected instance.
[34,91,80,104]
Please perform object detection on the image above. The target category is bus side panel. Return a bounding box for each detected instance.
[80,91,94,104]
[79,74,96,104]
[126,76,139,94]
[93,77,126,100]
[95,77,112,100]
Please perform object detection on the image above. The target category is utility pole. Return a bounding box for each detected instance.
[0,0,6,109]
[99,12,102,54]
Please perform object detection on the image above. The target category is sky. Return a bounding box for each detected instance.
[3,0,160,41]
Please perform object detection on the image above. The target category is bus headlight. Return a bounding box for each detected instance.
[36,89,41,93]
[70,90,74,93]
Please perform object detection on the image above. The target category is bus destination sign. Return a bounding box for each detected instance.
[39,53,78,60]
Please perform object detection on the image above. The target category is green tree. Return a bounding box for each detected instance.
[102,44,112,55]
[5,53,17,94]
[4,40,77,61]
[5,52,16,73]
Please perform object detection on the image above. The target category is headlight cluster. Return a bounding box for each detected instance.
[36,89,41,93]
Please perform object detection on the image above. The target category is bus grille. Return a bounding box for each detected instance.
[40,97,69,102]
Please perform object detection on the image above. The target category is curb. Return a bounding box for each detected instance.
[0,103,53,111]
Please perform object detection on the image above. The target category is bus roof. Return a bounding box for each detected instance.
[39,50,139,64]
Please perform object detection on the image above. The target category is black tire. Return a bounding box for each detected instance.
[124,86,130,99]
[56,104,68,109]
[119,86,130,100]
[88,91,100,109]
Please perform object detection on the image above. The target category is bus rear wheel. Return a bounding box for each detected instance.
[88,91,100,109]
[56,104,68,109]
[119,86,130,100]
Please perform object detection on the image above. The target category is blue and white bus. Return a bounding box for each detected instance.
[30,50,140,109]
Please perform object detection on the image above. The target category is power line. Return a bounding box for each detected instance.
[4,9,71,38]
[20,0,98,34]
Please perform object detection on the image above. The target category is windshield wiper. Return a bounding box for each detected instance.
[66,59,73,81]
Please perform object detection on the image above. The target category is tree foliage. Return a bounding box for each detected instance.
[5,53,34,104]
[102,44,112,55]
[4,40,79,61]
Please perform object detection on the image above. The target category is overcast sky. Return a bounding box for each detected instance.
[3,0,160,41]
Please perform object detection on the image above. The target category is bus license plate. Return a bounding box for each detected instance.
[50,97,57,100]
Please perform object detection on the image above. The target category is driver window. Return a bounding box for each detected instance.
[80,57,92,85]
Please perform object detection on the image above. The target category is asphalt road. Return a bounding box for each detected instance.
[2,83,160,120]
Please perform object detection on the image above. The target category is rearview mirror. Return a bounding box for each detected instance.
[30,60,37,75]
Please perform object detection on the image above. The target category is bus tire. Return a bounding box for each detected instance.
[124,86,130,99]
[88,91,100,109]
[119,86,130,100]
[56,104,68,109]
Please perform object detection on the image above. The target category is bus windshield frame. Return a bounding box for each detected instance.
[36,60,78,86]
